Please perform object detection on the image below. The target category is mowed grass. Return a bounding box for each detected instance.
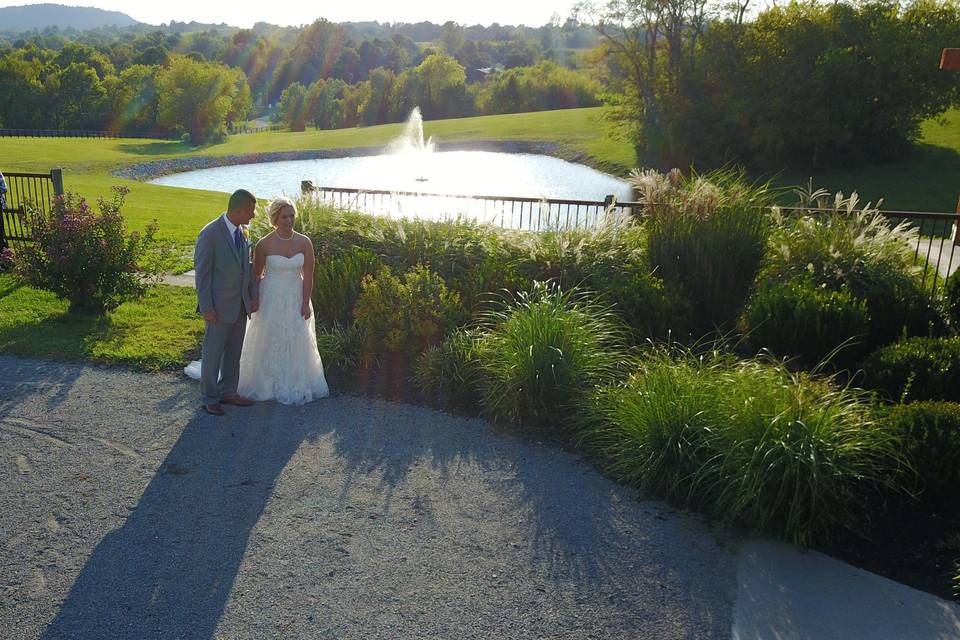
[0,274,204,371]
[775,109,960,212]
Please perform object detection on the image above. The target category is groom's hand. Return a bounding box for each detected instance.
[250,298,259,313]
[203,310,218,324]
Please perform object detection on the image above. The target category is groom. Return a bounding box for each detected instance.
[194,189,259,416]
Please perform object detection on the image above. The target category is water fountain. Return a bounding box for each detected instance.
[388,107,435,182]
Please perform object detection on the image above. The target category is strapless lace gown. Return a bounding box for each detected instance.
[236,253,329,404]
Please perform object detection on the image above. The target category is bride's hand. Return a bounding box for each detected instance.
[301,301,312,320]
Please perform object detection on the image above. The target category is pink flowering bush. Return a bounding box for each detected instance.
[15,186,163,314]
[0,247,14,270]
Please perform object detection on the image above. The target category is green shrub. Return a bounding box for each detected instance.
[581,347,902,545]
[14,187,163,314]
[476,282,628,434]
[762,194,945,351]
[312,246,382,329]
[369,217,519,316]
[944,270,960,328]
[412,327,485,409]
[881,401,960,503]
[353,265,464,363]
[862,336,960,402]
[742,279,871,369]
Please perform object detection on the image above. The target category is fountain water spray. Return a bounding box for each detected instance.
[389,107,435,181]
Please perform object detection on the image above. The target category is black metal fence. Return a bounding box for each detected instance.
[233,124,285,135]
[0,128,178,140]
[304,184,960,295]
[303,185,639,232]
[1,169,64,248]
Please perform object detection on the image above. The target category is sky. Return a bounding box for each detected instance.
[1,1,580,28]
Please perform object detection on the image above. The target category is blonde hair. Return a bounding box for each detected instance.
[267,197,297,226]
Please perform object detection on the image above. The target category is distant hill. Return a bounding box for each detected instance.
[0,4,139,32]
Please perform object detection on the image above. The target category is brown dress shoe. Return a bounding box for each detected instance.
[221,395,254,407]
[203,403,226,416]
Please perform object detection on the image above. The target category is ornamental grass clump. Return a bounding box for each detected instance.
[633,168,772,334]
[476,281,629,435]
[15,187,163,315]
[581,347,903,545]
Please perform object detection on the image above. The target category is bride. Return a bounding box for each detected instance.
[237,197,329,404]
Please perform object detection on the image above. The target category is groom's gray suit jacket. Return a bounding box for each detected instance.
[194,215,255,323]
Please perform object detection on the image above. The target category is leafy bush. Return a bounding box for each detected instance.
[412,327,485,409]
[14,187,163,314]
[580,347,902,545]
[862,336,960,402]
[0,247,14,271]
[475,282,628,434]
[742,279,871,369]
[634,168,771,333]
[352,265,464,363]
[944,270,960,328]
[312,246,382,329]
[881,401,960,503]
[370,217,518,315]
[762,193,945,350]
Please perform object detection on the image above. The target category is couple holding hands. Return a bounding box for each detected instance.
[189,189,329,415]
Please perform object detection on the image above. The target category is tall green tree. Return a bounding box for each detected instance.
[278,81,309,131]
[157,55,251,144]
[57,62,107,129]
[0,55,44,127]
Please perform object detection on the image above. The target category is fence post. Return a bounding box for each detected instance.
[50,168,64,197]
[954,194,960,246]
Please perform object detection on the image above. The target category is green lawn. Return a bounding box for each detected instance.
[0,274,204,371]
[768,109,960,212]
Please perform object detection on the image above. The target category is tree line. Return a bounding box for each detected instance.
[0,18,601,142]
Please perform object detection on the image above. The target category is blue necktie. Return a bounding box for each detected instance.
[234,226,243,253]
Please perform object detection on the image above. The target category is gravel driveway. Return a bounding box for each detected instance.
[1,355,736,639]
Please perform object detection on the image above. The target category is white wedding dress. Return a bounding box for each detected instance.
[237,253,329,404]
[184,253,329,405]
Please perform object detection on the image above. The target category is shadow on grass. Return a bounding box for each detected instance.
[0,276,22,300]
[0,313,123,363]
[117,141,193,156]
[774,143,960,213]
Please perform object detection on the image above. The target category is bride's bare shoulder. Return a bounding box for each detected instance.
[295,232,313,250]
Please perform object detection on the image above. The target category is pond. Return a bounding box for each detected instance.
[150,151,634,231]
[149,151,633,202]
